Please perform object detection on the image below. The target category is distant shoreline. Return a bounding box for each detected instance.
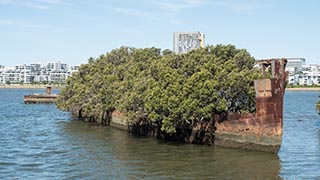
[0,84,62,89]
[286,87,320,91]
[0,84,319,91]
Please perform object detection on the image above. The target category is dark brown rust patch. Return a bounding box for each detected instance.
[215,59,288,153]
[24,86,58,104]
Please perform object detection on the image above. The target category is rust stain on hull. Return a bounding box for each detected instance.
[90,59,287,153]
[24,94,58,103]
[24,86,58,104]
[215,59,288,153]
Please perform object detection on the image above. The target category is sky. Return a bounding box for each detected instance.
[0,0,320,66]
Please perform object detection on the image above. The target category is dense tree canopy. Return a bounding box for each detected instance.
[56,45,260,133]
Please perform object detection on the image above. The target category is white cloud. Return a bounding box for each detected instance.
[146,0,274,13]
[104,0,275,25]
[0,19,14,26]
[110,7,152,18]
[209,0,274,12]
[101,0,206,19]
[0,0,68,10]
[0,0,15,5]
[32,0,67,5]
[106,0,203,24]
[108,5,181,25]
[0,18,67,33]
[148,0,207,12]
[23,2,49,9]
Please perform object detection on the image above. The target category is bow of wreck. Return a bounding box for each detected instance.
[214,59,288,153]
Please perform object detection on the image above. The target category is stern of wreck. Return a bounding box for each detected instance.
[214,59,288,153]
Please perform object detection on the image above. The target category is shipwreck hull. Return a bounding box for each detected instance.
[215,134,281,153]
[214,113,282,153]
[24,87,58,104]
[72,59,288,153]
[215,59,288,153]
[24,94,58,103]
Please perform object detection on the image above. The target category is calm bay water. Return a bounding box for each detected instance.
[0,89,319,179]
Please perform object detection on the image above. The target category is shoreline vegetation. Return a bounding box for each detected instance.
[1,84,320,91]
[52,46,287,153]
[286,87,320,91]
[56,45,260,145]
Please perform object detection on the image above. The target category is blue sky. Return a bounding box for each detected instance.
[0,0,319,66]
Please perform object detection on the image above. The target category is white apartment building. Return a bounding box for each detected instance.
[0,62,79,84]
[286,58,306,85]
[47,61,67,71]
[286,58,320,86]
[286,58,306,75]
[294,65,320,86]
[173,31,205,54]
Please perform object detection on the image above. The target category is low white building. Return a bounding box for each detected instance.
[48,70,68,83]
[0,62,79,84]
[288,64,320,86]
[286,58,306,76]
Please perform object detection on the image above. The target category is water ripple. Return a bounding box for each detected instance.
[0,89,320,179]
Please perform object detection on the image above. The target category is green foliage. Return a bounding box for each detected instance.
[56,45,259,133]
[288,84,320,88]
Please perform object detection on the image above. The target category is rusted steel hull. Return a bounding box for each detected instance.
[110,110,129,131]
[214,59,288,153]
[214,113,282,153]
[75,59,287,153]
[24,94,58,104]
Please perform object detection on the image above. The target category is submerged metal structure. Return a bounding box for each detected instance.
[24,86,58,104]
[214,59,288,153]
[73,58,288,153]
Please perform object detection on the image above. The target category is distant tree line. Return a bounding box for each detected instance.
[56,44,260,142]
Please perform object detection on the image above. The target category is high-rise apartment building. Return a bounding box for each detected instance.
[173,31,205,54]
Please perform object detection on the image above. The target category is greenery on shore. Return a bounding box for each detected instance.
[56,45,259,134]
[287,84,320,88]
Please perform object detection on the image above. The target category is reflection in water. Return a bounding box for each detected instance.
[1,89,320,179]
[61,121,281,179]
